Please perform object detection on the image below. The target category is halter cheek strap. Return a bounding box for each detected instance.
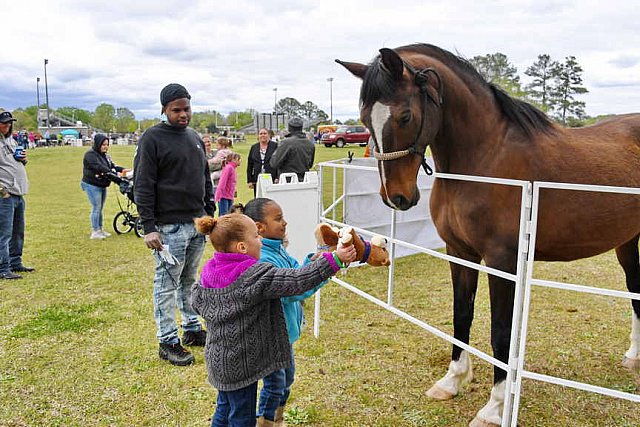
[372,59,443,176]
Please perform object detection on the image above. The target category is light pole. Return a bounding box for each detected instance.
[36,77,41,110]
[273,88,277,113]
[327,77,334,123]
[44,59,50,127]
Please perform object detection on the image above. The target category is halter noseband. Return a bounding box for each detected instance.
[372,59,444,176]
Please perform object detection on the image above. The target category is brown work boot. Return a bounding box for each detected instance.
[256,416,276,427]
[275,406,286,427]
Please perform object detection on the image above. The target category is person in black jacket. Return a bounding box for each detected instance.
[133,83,213,366]
[247,128,277,197]
[270,117,315,182]
[81,134,127,240]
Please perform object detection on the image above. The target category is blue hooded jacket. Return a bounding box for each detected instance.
[259,237,327,343]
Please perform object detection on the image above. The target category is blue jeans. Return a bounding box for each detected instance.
[80,181,107,230]
[211,382,258,427]
[218,198,233,216]
[258,347,295,420]
[152,222,205,344]
[0,195,25,274]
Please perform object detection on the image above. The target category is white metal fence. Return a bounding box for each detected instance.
[314,158,640,426]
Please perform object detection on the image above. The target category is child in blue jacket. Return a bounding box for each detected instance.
[242,198,325,426]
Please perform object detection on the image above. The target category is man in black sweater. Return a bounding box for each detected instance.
[134,83,214,366]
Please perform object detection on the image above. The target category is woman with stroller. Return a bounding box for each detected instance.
[81,134,129,240]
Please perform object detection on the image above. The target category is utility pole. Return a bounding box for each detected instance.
[327,77,334,123]
[36,77,41,109]
[273,88,278,113]
[44,59,50,127]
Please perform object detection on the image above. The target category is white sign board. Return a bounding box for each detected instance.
[256,172,320,264]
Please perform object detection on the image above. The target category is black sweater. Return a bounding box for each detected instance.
[134,123,214,234]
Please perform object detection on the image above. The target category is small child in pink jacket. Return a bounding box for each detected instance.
[215,153,241,216]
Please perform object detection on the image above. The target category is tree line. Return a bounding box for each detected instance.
[8,51,598,133]
[469,52,590,126]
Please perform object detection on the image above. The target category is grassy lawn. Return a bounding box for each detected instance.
[1,139,639,426]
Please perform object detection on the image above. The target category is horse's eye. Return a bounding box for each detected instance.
[400,111,412,125]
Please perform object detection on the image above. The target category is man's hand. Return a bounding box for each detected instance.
[144,231,163,250]
[248,182,255,189]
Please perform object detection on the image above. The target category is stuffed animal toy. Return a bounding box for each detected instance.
[314,223,390,267]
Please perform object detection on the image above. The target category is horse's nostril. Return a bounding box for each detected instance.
[391,195,410,210]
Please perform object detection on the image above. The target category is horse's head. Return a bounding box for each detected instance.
[337,48,444,211]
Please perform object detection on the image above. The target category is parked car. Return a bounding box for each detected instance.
[321,125,370,147]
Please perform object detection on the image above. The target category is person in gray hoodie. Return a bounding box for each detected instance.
[0,111,33,280]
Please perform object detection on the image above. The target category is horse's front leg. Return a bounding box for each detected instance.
[427,246,480,400]
[615,236,640,369]
[471,254,517,427]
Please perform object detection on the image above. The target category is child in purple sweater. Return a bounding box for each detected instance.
[191,213,356,427]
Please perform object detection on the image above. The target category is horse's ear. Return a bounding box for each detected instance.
[335,59,368,79]
[379,48,404,81]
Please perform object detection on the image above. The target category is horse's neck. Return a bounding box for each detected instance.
[430,87,504,174]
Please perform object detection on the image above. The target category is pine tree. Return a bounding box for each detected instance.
[525,54,558,112]
[549,56,588,125]
[469,53,525,97]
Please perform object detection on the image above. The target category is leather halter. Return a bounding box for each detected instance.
[372,59,444,176]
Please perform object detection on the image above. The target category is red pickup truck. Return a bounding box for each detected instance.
[321,125,370,148]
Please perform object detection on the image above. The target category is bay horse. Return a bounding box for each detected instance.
[337,44,640,426]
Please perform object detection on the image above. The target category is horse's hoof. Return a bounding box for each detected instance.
[622,356,640,370]
[469,417,500,427]
[426,384,455,400]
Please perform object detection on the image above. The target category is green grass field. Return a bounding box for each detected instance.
[1,140,639,426]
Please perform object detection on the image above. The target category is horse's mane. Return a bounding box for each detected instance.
[361,43,555,138]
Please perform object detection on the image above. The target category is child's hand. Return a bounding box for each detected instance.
[335,243,357,265]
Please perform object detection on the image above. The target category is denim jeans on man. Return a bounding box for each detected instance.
[0,195,25,274]
[80,181,107,230]
[211,382,258,427]
[153,222,205,344]
[258,347,295,420]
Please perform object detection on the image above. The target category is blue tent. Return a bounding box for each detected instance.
[60,129,79,136]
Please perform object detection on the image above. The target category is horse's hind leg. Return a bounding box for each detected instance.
[427,246,480,400]
[615,234,640,369]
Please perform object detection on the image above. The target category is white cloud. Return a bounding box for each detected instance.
[2,0,639,120]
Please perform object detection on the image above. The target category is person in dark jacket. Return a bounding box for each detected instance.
[247,128,277,197]
[270,117,315,182]
[133,83,213,366]
[81,134,127,240]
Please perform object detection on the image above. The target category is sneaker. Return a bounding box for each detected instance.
[159,343,195,366]
[11,265,35,273]
[99,229,112,237]
[0,271,22,280]
[90,230,106,240]
[182,329,207,346]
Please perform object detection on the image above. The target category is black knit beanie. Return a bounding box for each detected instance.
[160,83,191,111]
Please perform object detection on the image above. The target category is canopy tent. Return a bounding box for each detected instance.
[60,129,80,136]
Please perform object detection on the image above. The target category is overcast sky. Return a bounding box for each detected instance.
[2,0,638,122]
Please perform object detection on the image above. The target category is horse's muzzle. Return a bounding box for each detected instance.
[382,191,419,211]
